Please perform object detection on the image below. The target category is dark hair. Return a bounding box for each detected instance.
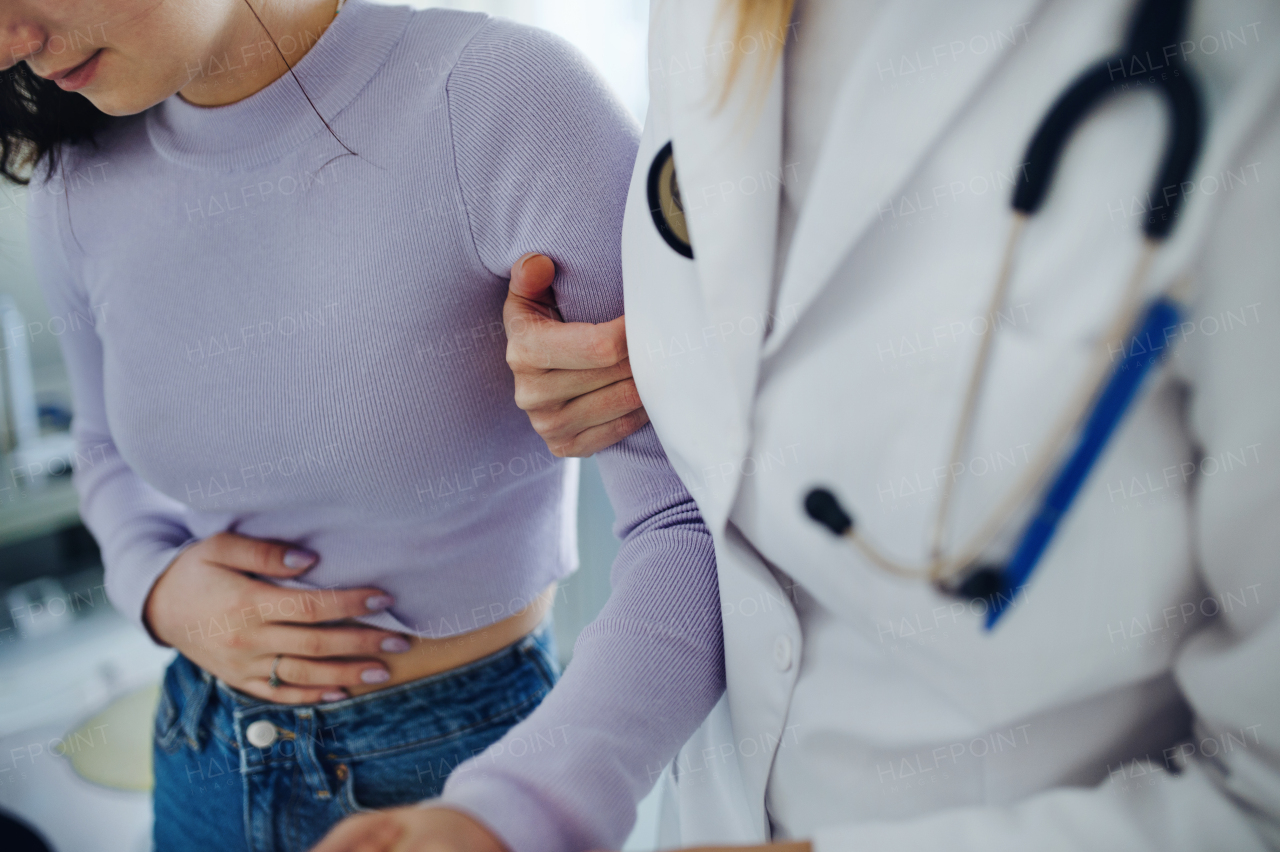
[0,1,352,186]
[0,62,111,184]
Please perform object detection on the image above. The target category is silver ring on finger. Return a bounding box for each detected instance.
[268,654,284,689]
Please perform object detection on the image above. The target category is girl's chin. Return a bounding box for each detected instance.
[83,87,174,118]
[72,63,177,117]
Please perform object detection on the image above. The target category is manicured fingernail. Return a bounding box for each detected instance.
[365,595,393,612]
[361,668,390,684]
[283,548,317,569]
[321,691,347,703]
[381,637,411,653]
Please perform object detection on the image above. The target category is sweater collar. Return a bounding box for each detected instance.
[146,0,411,171]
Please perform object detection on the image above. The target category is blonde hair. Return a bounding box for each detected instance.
[720,0,797,106]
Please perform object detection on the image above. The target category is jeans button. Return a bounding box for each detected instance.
[246,720,278,748]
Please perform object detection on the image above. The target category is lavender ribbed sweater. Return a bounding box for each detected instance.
[25,3,723,850]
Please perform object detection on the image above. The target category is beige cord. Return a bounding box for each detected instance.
[835,229,1164,585]
[927,213,1027,569]
[933,239,1160,583]
[842,528,925,579]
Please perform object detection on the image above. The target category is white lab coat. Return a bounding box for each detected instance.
[620,0,1280,850]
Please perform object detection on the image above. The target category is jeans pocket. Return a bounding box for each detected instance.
[521,631,561,690]
[338,703,541,815]
[338,743,440,815]
[337,768,374,815]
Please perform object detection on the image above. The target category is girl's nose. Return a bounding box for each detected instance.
[0,20,46,72]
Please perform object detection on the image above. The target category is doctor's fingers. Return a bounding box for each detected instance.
[505,310,628,372]
[314,805,504,852]
[545,407,650,458]
[513,357,634,411]
[526,378,643,445]
[310,812,406,852]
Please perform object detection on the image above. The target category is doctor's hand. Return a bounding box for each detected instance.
[310,805,506,852]
[309,802,814,852]
[143,532,410,704]
[503,252,647,457]
[310,808,810,852]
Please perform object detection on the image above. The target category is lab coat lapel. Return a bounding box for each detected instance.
[663,0,784,418]
[764,0,1050,357]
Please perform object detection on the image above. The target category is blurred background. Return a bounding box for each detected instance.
[0,2,651,849]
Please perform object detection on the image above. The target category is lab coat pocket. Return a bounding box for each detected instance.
[830,323,1194,727]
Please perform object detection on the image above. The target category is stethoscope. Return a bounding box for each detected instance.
[648,0,1205,629]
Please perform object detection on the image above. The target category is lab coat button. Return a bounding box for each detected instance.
[773,635,793,672]
[246,720,278,748]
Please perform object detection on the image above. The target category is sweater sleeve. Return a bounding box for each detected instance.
[26,161,196,632]
[435,20,725,852]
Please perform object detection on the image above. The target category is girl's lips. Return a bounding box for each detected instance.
[54,50,102,92]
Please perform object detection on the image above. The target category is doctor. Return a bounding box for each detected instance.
[510,0,1280,848]
[317,0,1280,850]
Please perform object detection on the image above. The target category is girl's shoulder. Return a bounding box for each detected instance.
[395,6,603,100]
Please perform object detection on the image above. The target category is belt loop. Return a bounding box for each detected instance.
[292,708,333,800]
[179,668,216,750]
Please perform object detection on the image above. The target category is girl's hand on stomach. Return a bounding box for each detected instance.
[143,532,410,704]
[503,253,647,457]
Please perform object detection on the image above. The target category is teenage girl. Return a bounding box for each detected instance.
[0,2,724,850]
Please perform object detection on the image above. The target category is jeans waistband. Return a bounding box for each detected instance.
[163,619,555,765]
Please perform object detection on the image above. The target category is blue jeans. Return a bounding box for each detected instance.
[152,624,559,852]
